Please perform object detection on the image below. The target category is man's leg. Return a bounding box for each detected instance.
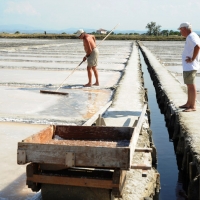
[84,66,92,87]
[187,84,196,109]
[92,66,99,86]
[180,70,196,110]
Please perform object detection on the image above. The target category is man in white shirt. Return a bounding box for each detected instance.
[178,22,200,112]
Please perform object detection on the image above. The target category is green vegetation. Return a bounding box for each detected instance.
[0,32,185,41]
[145,21,181,36]
[0,21,186,40]
[146,22,161,36]
[0,22,184,41]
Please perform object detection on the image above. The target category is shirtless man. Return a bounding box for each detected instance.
[76,29,99,87]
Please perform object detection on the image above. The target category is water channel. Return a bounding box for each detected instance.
[139,51,186,200]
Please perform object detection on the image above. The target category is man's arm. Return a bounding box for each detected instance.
[92,35,96,43]
[186,44,200,63]
[82,38,93,61]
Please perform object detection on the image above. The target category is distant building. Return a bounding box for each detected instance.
[96,28,107,34]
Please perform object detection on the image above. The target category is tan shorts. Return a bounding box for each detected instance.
[183,70,197,84]
[87,48,99,67]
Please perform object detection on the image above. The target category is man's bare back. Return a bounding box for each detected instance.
[83,34,96,57]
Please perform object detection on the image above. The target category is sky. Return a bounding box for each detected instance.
[0,0,200,31]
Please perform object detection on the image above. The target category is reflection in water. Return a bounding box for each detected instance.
[82,89,111,119]
[38,89,111,122]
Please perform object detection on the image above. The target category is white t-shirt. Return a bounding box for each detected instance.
[182,32,200,71]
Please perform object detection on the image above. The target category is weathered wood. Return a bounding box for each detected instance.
[131,151,151,172]
[119,170,126,194]
[135,148,152,152]
[82,101,112,126]
[26,163,40,177]
[26,163,41,192]
[27,174,118,189]
[17,150,26,164]
[109,169,120,197]
[65,152,75,167]
[129,103,148,166]
[22,125,54,143]
[112,169,126,197]
[55,125,132,141]
[18,125,133,169]
[40,164,69,171]
[18,143,130,169]
[131,164,151,170]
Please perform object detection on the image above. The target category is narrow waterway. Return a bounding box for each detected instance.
[139,51,184,200]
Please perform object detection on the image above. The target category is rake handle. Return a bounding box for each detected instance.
[56,60,84,91]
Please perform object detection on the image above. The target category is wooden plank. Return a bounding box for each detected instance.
[27,174,119,189]
[112,169,126,198]
[130,164,151,170]
[65,152,75,167]
[18,143,130,169]
[55,125,132,141]
[21,125,54,143]
[26,163,40,177]
[129,103,148,166]
[119,170,126,193]
[17,150,26,164]
[131,152,151,176]
[82,101,112,126]
[135,148,152,152]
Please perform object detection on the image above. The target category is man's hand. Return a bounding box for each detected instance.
[185,56,193,63]
[83,56,87,61]
[186,45,200,63]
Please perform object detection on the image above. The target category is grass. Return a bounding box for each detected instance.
[0,33,186,41]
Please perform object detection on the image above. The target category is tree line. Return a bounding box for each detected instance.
[11,22,181,36]
[145,21,180,36]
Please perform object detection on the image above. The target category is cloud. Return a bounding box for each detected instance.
[4,1,39,16]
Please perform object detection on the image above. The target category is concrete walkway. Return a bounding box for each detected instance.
[139,41,200,199]
[103,42,159,200]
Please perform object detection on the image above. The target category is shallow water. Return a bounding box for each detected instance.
[0,39,132,125]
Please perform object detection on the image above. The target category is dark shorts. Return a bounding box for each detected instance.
[183,70,197,84]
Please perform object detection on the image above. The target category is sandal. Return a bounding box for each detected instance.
[179,105,189,109]
[183,108,196,112]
